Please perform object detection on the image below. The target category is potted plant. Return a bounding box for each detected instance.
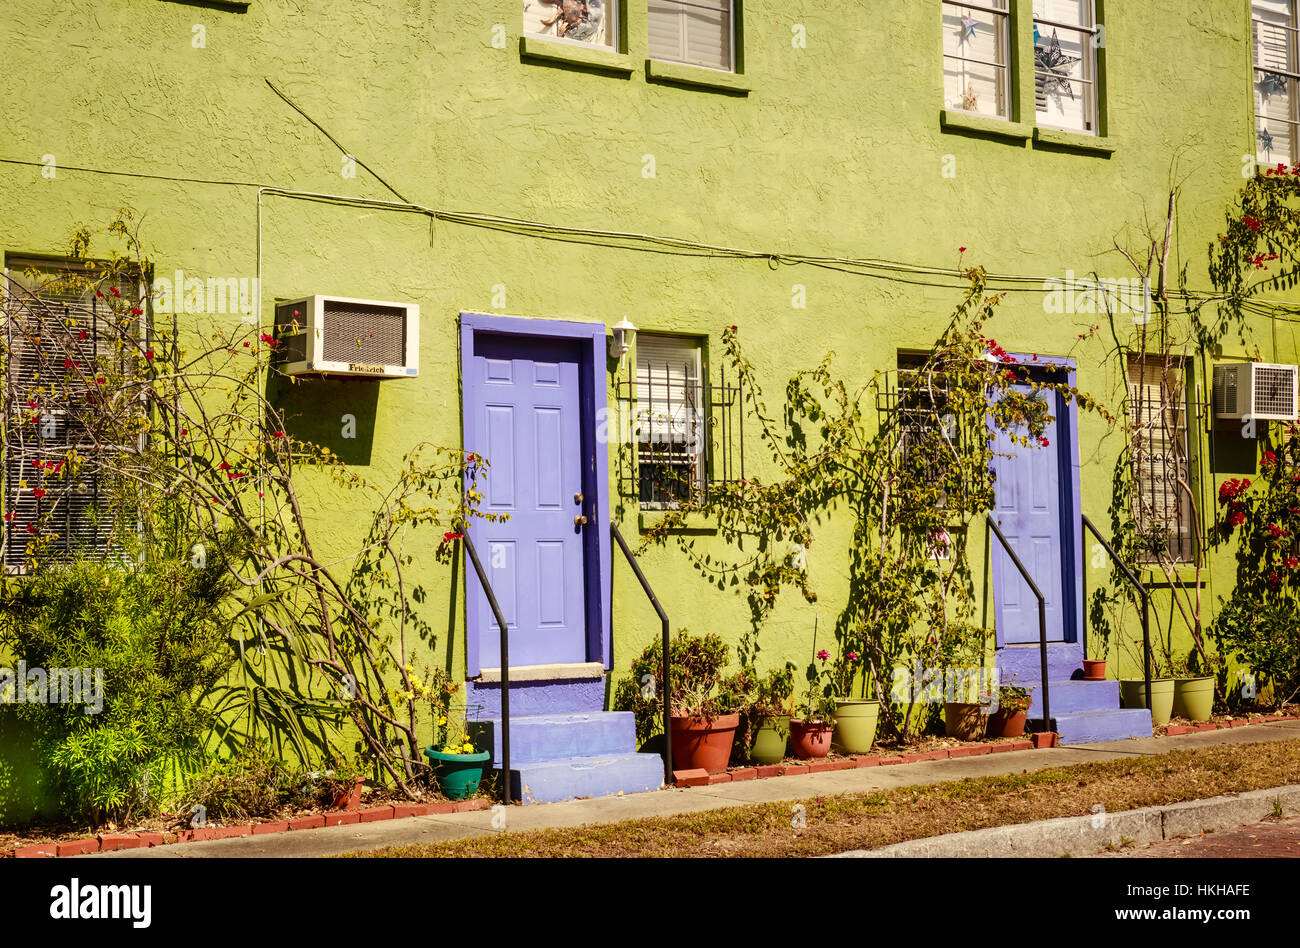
[738,663,795,765]
[1082,657,1106,681]
[941,637,990,741]
[425,713,491,800]
[830,648,879,754]
[320,756,367,810]
[1119,672,1176,726]
[665,631,741,774]
[791,648,837,759]
[1169,655,1215,723]
[986,683,1033,738]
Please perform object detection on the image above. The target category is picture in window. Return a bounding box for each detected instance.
[524,0,613,46]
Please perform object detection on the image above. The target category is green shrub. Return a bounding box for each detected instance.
[614,630,737,744]
[183,743,289,821]
[0,556,235,824]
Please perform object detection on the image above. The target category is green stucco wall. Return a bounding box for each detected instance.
[1,0,1294,762]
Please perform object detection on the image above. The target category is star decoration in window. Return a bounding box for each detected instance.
[1258,72,1288,102]
[958,15,977,42]
[1259,126,1275,159]
[1035,29,1080,103]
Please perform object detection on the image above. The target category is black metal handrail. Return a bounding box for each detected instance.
[462,532,511,806]
[986,513,1052,733]
[611,522,673,784]
[1081,514,1152,712]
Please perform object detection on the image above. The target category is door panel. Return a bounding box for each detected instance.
[991,383,1066,645]
[470,334,587,667]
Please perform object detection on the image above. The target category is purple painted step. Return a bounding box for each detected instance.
[466,677,604,719]
[996,643,1084,686]
[469,711,637,765]
[1054,708,1154,744]
[1026,679,1119,717]
[501,752,665,805]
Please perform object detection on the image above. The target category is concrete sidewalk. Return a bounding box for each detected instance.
[92,719,1300,858]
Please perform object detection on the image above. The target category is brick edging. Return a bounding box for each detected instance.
[5,798,491,859]
[673,739,1038,787]
[1164,714,1300,736]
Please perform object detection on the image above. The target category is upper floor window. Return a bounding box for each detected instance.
[524,0,615,48]
[1253,1,1298,166]
[1128,355,1197,564]
[648,0,734,72]
[1033,0,1099,134]
[942,2,1012,119]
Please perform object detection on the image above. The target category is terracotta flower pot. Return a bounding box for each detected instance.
[944,702,988,741]
[331,776,364,811]
[670,713,740,774]
[986,708,1027,738]
[789,719,834,759]
[1082,659,1106,681]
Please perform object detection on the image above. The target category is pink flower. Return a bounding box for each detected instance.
[846,651,860,662]
[816,649,830,661]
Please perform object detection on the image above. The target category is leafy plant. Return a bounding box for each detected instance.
[183,742,290,822]
[997,684,1032,715]
[613,630,735,742]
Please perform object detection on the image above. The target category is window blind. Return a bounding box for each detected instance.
[648,0,733,72]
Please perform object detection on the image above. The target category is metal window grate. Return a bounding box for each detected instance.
[1128,356,1200,565]
[1253,364,1296,418]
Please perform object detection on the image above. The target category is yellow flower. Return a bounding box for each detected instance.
[437,716,447,725]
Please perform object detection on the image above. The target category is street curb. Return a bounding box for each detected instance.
[828,783,1300,858]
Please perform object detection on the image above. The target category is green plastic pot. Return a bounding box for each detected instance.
[425,746,491,800]
[832,699,880,754]
[1119,678,1175,726]
[1173,676,1214,722]
[750,714,790,765]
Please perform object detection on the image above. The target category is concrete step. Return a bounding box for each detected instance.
[1027,679,1119,716]
[497,752,666,804]
[1054,708,1154,744]
[996,643,1083,685]
[469,711,638,765]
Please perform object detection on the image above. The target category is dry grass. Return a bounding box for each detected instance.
[352,740,1300,858]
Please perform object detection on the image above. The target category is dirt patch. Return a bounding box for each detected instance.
[354,740,1300,859]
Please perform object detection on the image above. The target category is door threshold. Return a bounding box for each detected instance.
[475,662,606,683]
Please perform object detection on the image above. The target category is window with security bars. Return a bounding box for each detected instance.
[1128,356,1197,564]
[942,2,1012,119]
[1033,0,1099,134]
[2,258,143,570]
[648,0,734,72]
[635,335,706,508]
[1255,1,1299,166]
[887,354,965,511]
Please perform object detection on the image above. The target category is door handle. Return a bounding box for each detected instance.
[574,514,589,527]
[574,492,584,504]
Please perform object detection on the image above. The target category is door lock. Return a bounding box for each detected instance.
[574,492,584,504]
[574,514,589,527]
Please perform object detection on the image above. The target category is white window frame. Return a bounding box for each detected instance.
[634,334,707,510]
[647,0,736,73]
[1253,1,1300,166]
[942,1,1014,120]
[1032,1,1100,135]
[523,0,620,51]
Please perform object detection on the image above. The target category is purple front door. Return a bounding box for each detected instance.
[468,333,588,668]
[990,382,1066,645]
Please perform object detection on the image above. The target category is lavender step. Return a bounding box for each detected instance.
[469,711,638,765]
[1054,708,1154,744]
[498,752,666,804]
[1026,679,1119,716]
[996,643,1084,686]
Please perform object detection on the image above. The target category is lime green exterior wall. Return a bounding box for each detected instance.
[1,0,1294,734]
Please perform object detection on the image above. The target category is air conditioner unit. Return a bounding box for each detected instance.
[1213,361,1298,422]
[273,295,418,378]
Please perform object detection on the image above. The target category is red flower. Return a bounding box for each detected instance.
[144,349,155,361]
[32,488,46,500]
[1038,437,1050,448]
[1288,557,1300,570]
[1244,215,1261,232]
[109,286,120,297]
[273,430,285,438]
[729,324,738,331]
[78,330,87,341]
[218,461,231,470]
[64,358,75,369]
[243,342,250,348]
[958,246,967,253]
[3,512,13,522]
[442,530,463,543]
[24,524,36,534]
[1229,511,1247,527]
[131,306,143,316]
[816,649,830,661]
[180,429,188,438]
[846,651,860,662]
[260,333,278,346]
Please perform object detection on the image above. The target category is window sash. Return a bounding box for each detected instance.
[943,2,1012,119]
[1127,358,1196,564]
[1254,2,1300,164]
[1032,3,1099,134]
[648,0,734,72]
[635,336,706,507]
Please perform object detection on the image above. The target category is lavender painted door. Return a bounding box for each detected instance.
[990,383,1066,645]
[469,334,587,668]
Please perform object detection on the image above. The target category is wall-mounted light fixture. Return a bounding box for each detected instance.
[608,317,638,359]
